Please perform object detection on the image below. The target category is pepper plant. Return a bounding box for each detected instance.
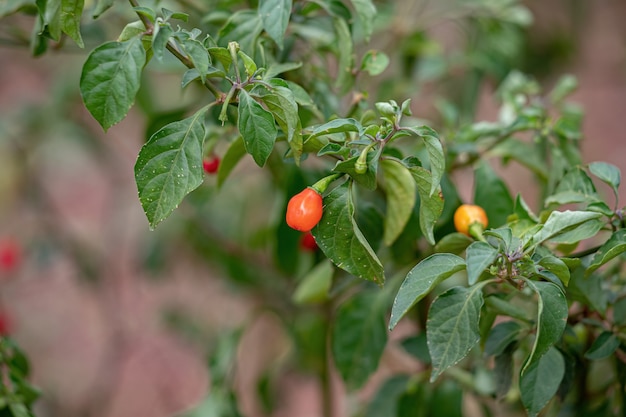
[1,0,625,416]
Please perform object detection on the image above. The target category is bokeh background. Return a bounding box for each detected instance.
[0,0,625,416]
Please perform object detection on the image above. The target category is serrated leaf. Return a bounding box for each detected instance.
[589,161,621,197]
[466,241,498,285]
[474,161,514,228]
[256,83,303,163]
[259,0,292,49]
[522,280,568,374]
[427,282,490,382]
[360,50,389,76]
[217,136,246,188]
[381,159,416,246]
[135,109,207,229]
[484,321,523,356]
[311,181,385,285]
[237,89,277,167]
[389,254,466,330]
[80,38,146,131]
[411,166,444,245]
[332,291,388,389]
[584,331,620,360]
[293,259,333,305]
[349,0,376,40]
[532,210,603,246]
[520,347,565,417]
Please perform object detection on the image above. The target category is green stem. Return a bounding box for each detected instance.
[311,173,343,194]
[127,0,222,99]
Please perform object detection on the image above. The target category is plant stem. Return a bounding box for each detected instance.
[321,302,335,417]
[127,0,222,99]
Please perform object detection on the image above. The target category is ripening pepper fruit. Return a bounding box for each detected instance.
[454,204,488,238]
[286,188,323,232]
[300,232,318,252]
[202,156,220,174]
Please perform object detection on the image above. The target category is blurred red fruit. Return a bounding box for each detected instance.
[203,156,220,174]
[0,238,21,273]
[300,232,318,252]
[0,310,12,336]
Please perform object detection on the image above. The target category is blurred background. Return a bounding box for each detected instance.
[0,0,625,416]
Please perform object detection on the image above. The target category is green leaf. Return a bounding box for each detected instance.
[538,255,570,286]
[80,38,146,131]
[332,291,388,389]
[360,50,389,76]
[237,89,277,167]
[333,16,354,94]
[152,23,173,61]
[589,161,621,197]
[217,136,246,188]
[237,50,257,77]
[584,331,620,360]
[134,109,207,229]
[427,282,490,382]
[549,74,578,105]
[256,83,303,163]
[434,233,473,254]
[258,0,292,49]
[349,0,376,40]
[520,347,565,417]
[309,118,362,139]
[381,159,416,246]
[312,181,385,285]
[484,321,523,356]
[466,241,498,285]
[217,10,263,54]
[0,0,35,18]
[365,376,411,417]
[547,167,599,206]
[181,39,212,83]
[532,210,603,246]
[411,166,445,245]
[522,280,568,374]
[389,254,466,330]
[292,259,333,305]
[59,0,84,47]
[333,151,378,190]
[408,126,444,196]
[474,161,514,228]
